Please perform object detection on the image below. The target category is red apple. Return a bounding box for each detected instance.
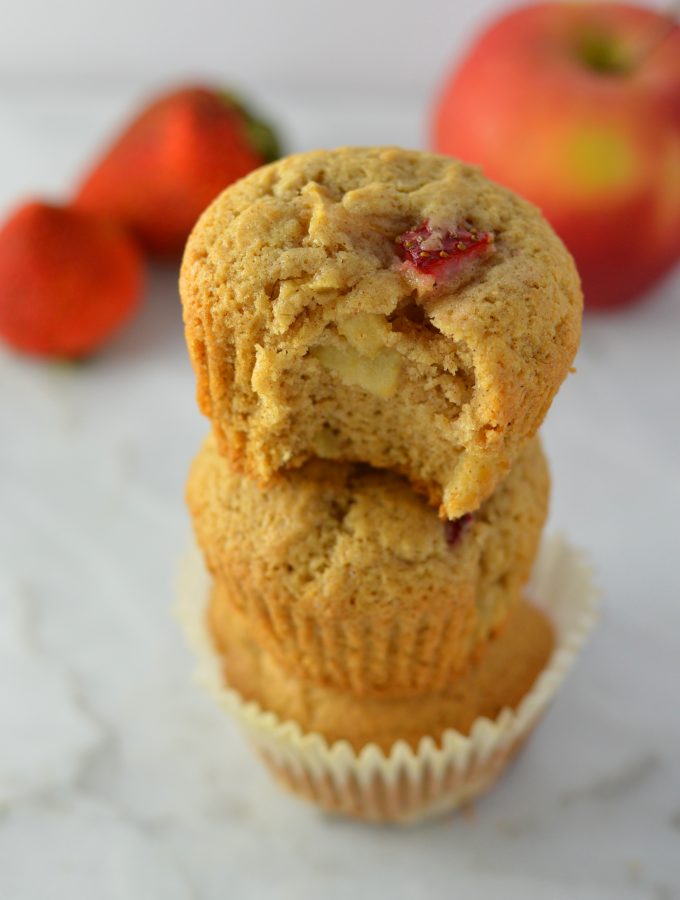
[432,2,680,310]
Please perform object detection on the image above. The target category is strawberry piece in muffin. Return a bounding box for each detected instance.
[396,220,494,289]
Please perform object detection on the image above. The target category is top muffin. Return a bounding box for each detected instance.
[181,147,581,518]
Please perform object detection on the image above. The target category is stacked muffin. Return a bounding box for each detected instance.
[180,147,583,815]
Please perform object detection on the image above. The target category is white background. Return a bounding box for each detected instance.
[2,0,521,90]
[1,1,680,898]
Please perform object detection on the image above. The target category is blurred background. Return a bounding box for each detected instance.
[0,0,493,192]
[2,0,498,90]
[1,1,679,898]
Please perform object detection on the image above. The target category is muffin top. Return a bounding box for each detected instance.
[188,432,549,619]
[182,146,580,376]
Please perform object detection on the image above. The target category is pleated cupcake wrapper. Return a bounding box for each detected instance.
[177,535,599,823]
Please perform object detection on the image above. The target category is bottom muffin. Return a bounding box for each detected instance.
[208,588,554,753]
[178,536,599,823]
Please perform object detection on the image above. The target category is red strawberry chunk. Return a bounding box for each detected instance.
[443,513,474,548]
[396,220,493,280]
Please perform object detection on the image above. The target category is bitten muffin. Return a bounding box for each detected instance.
[208,592,555,753]
[187,432,550,697]
[181,146,581,518]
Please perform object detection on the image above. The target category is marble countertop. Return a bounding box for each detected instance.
[1,85,679,900]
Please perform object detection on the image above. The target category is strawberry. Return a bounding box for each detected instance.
[396,220,493,284]
[73,85,280,256]
[0,202,143,358]
[443,514,474,548]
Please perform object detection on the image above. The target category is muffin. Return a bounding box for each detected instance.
[181,146,581,519]
[178,534,599,823]
[209,592,555,753]
[187,432,550,697]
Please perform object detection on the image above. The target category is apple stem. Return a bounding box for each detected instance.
[632,2,679,68]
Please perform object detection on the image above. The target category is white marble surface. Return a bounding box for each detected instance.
[1,85,679,900]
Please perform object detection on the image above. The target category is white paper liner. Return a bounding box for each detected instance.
[177,535,599,823]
